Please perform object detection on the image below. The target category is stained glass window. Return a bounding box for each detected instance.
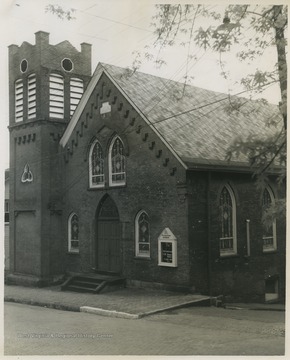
[109,137,126,186]
[219,185,237,255]
[90,140,105,187]
[68,213,79,253]
[262,187,276,251]
[135,211,150,257]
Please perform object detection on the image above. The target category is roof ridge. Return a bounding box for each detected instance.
[98,62,278,107]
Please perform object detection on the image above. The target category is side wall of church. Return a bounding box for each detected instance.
[187,170,286,302]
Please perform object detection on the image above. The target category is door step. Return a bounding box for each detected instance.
[61,274,126,294]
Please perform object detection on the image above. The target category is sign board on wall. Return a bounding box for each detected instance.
[158,227,177,267]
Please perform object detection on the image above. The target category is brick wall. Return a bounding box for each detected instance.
[187,170,286,302]
[62,73,192,287]
[8,32,91,284]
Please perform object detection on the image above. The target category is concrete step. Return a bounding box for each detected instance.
[65,285,98,293]
[73,280,103,288]
[61,274,126,294]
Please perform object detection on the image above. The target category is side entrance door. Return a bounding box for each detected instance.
[96,196,121,273]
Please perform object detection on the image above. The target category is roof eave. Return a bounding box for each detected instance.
[185,159,284,175]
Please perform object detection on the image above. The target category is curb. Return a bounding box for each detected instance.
[80,306,139,319]
[138,296,211,318]
[4,297,80,313]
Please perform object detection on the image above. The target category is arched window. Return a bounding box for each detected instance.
[68,213,79,253]
[109,136,126,186]
[70,77,84,117]
[262,186,277,252]
[135,211,150,257]
[49,73,64,119]
[15,79,24,122]
[89,140,105,188]
[27,74,36,119]
[219,185,237,256]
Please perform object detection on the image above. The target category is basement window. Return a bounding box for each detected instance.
[265,276,279,302]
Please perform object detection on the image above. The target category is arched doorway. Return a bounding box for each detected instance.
[96,196,121,273]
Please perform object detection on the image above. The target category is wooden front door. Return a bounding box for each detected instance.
[97,197,121,273]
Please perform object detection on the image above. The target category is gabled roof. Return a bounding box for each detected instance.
[60,62,282,170]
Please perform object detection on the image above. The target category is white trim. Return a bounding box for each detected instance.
[219,184,237,257]
[89,139,105,188]
[108,135,126,187]
[135,210,150,258]
[68,212,79,253]
[61,58,74,72]
[20,58,28,73]
[59,63,187,170]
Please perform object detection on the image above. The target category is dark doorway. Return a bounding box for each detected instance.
[96,196,121,273]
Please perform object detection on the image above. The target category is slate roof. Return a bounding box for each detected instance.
[100,63,282,170]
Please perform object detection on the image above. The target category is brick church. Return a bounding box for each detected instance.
[6,31,286,303]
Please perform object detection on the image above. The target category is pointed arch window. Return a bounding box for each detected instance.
[68,213,79,253]
[262,187,277,252]
[135,211,150,258]
[219,185,237,256]
[89,140,105,188]
[109,136,126,186]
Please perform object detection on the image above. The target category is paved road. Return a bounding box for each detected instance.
[4,303,285,356]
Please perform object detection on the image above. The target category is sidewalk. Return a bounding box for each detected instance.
[4,284,211,319]
[5,285,285,318]
[224,302,285,312]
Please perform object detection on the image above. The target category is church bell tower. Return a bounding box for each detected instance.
[7,31,91,285]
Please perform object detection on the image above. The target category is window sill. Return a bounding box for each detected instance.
[263,248,277,254]
[219,252,238,258]
[108,184,127,189]
[67,251,80,255]
[87,184,127,191]
[89,185,105,190]
[134,256,151,261]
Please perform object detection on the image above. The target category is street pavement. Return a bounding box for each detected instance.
[4,302,285,356]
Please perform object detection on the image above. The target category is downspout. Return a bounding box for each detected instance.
[207,171,212,298]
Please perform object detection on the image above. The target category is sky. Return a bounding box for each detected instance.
[0,0,282,172]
